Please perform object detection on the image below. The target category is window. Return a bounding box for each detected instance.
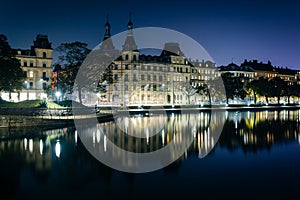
[148,75,151,81]
[30,61,33,67]
[125,64,129,70]
[23,71,27,78]
[29,71,33,78]
[141,74,145,80]
[141,65,145,70]
[24,61,27,67]
[42,72,46,79]
[159,66,163,71]
[153,84,157,91]
[153,75,157,81]
[125,54,129,60]
[133,74,138,82]
[159,75,163,82]
[114,64,118,70]
[114,74,118,80]
[153,66,157,71]
[23,81,27,89]
[124,74,129,81]
[125,84,128,91]
[114,84,118,91]
[42,83,46,90]
[29,82,33,89]
[42,52,46,58]
[147,84,151,91]
[133,55,136,61]
[43,62,46,67]
[186,68,188,73]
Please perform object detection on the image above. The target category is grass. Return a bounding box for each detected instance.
[0,99,63,109]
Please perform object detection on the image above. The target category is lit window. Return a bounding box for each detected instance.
[29,71,33,78]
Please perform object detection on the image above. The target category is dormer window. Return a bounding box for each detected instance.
[42,52,46,58]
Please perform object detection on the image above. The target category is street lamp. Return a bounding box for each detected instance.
[55,91,61,102]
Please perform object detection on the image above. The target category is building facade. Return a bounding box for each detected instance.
[97,19,209,105]
[1,34,53,102]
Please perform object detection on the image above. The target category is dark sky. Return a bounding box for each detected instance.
[1,0,300,69]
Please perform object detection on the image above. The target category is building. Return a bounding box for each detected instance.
[241,59,277,79]
[96,18,208,105]
[1,34,53,102]
[218,62,255,82]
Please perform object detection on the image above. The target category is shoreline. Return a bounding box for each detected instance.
[0,105,299,129]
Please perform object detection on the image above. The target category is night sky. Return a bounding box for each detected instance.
[1,0,300,69]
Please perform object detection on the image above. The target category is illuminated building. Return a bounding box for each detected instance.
[97,18,212,105]
[1,34,53,102]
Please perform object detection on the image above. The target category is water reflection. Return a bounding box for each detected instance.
[0,109,299,198]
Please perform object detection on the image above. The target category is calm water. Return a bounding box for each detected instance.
[1,109,300,199]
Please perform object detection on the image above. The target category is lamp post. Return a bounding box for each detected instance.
[55,91,61,102]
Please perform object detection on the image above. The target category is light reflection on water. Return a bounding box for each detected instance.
[0,109,300,199]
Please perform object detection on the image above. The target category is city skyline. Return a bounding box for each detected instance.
[1,0,300,69]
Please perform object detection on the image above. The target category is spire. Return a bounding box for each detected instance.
[100,15,115,51]
[103,14,111,41]
[122,13,137,51]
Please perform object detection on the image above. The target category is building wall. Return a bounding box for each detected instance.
[1,42,53,102]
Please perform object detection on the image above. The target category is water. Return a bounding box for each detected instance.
[0,109,300,199]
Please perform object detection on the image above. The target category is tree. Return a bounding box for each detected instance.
[269,77,286,104]
[221,73,246,104]
[0,34,24,100]
[177,81,198,104]
[56,42,91,103]
[245,79,260,104]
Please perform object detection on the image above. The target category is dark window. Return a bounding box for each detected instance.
[24,61,27,67]
[23,71,27,78]
[141,85,145,90]
[125,85,128,91]
[114,84,118,91]
[114,74,118,80]
[125,64,129,70]
[124,74,129,81]
[29,82,33,89]
[125,54,129,60]
[148,75,151,81]
[43,62,46,67]
[153,75,157,81]
[42,83,46,90]
[30,61,33,67]
[42,72,46,79]
[159,75,163,82]
[133,55,137,61]
[186,68,189,73]
[153,84,157,91]
[42,52,46,58]
[114,65,118,70]
[23,82,27,89]
[133,74,138,82]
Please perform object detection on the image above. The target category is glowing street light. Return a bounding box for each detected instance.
[55,91,61,101]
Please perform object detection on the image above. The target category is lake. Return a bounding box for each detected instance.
[0,109,300,199]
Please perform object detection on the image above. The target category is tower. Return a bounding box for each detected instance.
[122,14,139,61]
[100,14,115,51]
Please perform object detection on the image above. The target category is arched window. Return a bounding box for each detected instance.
[125,54,129,60]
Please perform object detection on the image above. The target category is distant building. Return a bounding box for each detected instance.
[1,34,53,102]
[218,62,255,82]
[241,59,277,79]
